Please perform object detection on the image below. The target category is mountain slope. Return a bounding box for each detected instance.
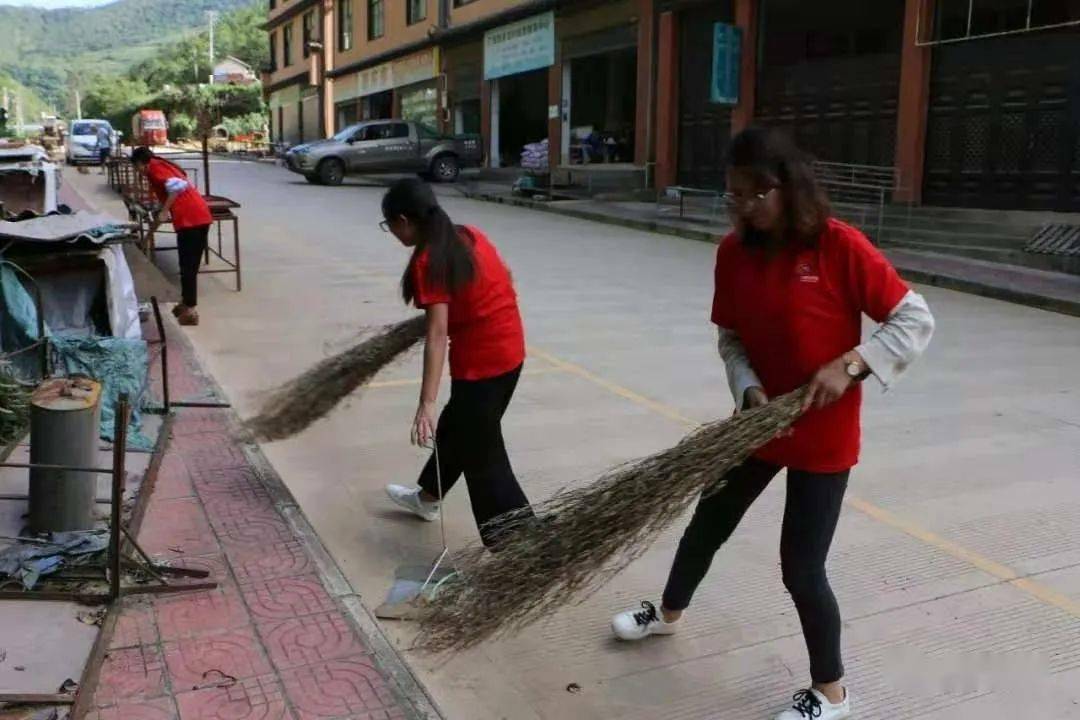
[0,0,255,65]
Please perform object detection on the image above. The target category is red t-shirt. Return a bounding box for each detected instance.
[146,158,213,230]
[712,218,909,472]
[413,226,526,381]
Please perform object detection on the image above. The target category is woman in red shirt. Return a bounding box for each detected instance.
[611,129,934,720]
[381,179,533,548]
[132,146,213,326]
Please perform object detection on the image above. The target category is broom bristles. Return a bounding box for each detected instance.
[414,388,807,654]
[246,315,426,442]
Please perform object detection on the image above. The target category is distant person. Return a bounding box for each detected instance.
[380,179,534,548]
[609,128,935,720]
[96,125,111,174]
[131,146,212,326]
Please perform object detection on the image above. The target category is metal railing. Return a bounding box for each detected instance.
[813,161,903,242]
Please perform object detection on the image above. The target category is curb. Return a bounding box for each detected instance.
[463,190,1080,318]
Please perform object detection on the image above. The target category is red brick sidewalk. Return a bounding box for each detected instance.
[81,323,428,720]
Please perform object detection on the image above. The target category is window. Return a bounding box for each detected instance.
[407,0,426,25]
[302,11,315,58]
[269,0,276,10]
[282,24,293,66]
[368,0,384,39]
[452,0,478,6]
[269,33,277,72]
[339,0,354,51]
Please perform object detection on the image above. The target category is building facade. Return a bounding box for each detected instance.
[265,0,1080,211]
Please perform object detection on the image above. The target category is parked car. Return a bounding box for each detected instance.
[284,120,481,185]
[65,119,118,165]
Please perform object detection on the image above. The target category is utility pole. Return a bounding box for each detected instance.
[75,89,82,119]
[207,11,218,83]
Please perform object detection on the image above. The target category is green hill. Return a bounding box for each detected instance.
[0,0,259,115]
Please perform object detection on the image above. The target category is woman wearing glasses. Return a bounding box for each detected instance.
[610,128,934,720]
[380,179,534,548]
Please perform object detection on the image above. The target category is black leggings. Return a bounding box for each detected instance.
[417,365,532,547]
[177,225,210,308]
[662,457,849,684]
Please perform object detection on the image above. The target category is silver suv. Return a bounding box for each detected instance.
[284,120,481,186]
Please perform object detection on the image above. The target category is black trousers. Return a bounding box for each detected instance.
[176,225,210,308]
[662,457,849,684]
[417,364,532,547]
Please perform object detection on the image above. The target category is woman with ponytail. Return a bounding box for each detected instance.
[382,179,533,548]
[131,146,213,326]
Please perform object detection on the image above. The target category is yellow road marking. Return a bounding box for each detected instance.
[530,346,1080,620]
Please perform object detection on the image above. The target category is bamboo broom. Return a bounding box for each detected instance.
[414,388,807,654]
[246,315,426,442]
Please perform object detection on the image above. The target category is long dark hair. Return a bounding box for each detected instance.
[384,179,475,304]
[727,127,830,248]
[131,145,188,176]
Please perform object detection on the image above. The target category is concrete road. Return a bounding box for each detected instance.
[154,162,1080,719]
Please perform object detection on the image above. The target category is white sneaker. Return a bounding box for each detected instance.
[611,601,679,641]
[774,688,851,720]
[385,484,440,523]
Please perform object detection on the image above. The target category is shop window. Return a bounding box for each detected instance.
[303,11,315,59]
[368,0,384,40]
[407,0,427,25]
[283,24,293,67]
[339,0,354,51]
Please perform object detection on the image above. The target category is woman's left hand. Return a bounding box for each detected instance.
[803,357,854,411]
[411,400,437,447]
[156,209,170,225]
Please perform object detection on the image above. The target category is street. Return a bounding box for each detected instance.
[178,161,1080,720]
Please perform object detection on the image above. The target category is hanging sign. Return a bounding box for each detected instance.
[483,12,555,81]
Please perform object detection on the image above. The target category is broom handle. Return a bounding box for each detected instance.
[419,438,449,595]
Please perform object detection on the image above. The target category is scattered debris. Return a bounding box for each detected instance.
[76,608,106,627]
[201,669,238,690]
[13,666,25,672]
[566,683,582,694]
[167,547,184,554]
[0,532,109,590]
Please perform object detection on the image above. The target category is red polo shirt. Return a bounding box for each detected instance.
[413,226,525,381]
[146,157,212,230]
[712,218,909,472]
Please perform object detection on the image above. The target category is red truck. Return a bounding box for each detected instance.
[131,109,168,146]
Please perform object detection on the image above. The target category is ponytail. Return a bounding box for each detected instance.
[383,179,475,304]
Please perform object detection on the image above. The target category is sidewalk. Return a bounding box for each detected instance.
[81,316,436,720]
[56,173,439,720]
[456,184,1080,317]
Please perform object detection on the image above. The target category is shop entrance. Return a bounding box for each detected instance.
[494,69,548,167]
[567,47,637,165]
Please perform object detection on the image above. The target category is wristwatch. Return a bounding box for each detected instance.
[843,352,870,381]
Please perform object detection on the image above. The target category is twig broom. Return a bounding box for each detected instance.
[246,315,426,442]
[415,388,807,654]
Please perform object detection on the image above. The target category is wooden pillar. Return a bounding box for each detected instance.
[655,11,678,190]
[481,79,493,167]
[634,0,654,167]
[548,61,562,170]
[321,0,336,138]
[731,0,758,135]
[894,0,932,203]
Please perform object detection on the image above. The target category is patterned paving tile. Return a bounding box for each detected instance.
[176,673,292,720]
[190,466,266,495]
[258,612,370,671]
[211,513,295,549]
[140,497,219,557]
[95,645,167,707]
[110,599,160,650]
[281,656,407,720]
[155,452,196,500]
[155,586,250,641]
[226,539,315,585]
[176,433,249,475]
[240,575,338,622]
[164,628,273,692]
[85,697,179,720]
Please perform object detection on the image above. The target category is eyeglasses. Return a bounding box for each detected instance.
[721,187,777,210]
[378,220,390,232]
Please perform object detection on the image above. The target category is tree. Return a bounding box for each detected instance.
[81,77,151,131]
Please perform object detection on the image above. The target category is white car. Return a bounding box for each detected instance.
[65,119,118,165]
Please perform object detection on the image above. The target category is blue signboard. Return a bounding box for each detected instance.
[484,12,555,81]
[711,23,742,105]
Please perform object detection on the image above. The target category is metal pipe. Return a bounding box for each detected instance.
[150,296,169,412]
[109,394,129,602]
[0,462,114,474]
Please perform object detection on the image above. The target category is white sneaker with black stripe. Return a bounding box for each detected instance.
[774,688,851,720]
[611,601,679,641]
